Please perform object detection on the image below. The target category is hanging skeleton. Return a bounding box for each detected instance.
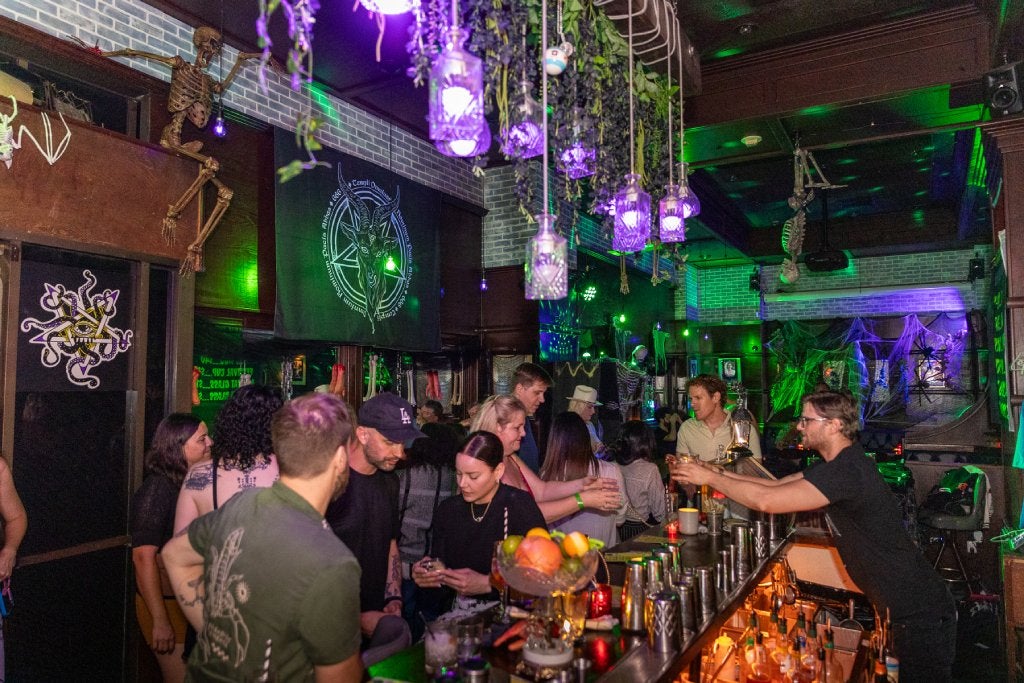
[78,28,262,275]
[780,146,845,285]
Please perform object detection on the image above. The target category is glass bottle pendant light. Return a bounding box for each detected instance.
[435,122,491,157]
[502,79,545,159]
[428,19,485,156]
[525,213,568,299]
[613,173,651,252]
[678,162,701,218]
[658,182,685,243]
[557,107,596,179]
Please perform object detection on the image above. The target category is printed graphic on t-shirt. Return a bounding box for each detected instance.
[199,528,252,667]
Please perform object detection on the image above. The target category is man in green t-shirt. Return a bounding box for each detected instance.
[163,393,363,681]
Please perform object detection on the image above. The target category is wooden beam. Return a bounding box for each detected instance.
[688,6,991,127]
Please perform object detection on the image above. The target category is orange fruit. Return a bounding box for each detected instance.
[561,531,589,558]
[514,536,563,576]
[525,527,551,540]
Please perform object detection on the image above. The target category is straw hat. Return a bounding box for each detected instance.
[566,385,602,405]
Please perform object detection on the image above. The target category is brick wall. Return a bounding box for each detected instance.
[0,0,484,206]
[676,246,993,323]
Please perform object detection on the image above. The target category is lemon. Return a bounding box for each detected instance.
[561,531,590,558]
[525,527,551,540]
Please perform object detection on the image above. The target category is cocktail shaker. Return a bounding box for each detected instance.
[694,565,716,623]
[675,577,698,640]
[645,588,683,652]
[752,520,770,560]
[621,560,647,632]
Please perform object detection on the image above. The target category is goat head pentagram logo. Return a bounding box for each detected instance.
[321,170,411,332]
[20,269,133,388]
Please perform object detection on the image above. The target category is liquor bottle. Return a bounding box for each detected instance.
[814,648,827,683]
[770,618,791,682]
[793,613,808,655]
[743,632,771,683]
[822,630,844,683]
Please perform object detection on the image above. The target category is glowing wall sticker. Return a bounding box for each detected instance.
[0,96,72,170]
[321,170,411,333]
[20,269,133,388]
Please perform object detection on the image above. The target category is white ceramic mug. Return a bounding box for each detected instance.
[677,507,700,535]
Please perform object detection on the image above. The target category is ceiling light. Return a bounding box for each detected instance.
[741,134,762,147]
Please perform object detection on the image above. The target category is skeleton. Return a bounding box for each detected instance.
[336,171,401,333]
[89,28,261,275]
[779,146,846,285]
[1,95,74,170]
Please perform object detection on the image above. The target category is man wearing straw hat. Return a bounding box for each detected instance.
[567,385,605,455]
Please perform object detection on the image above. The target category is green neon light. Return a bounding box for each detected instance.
[683,328,690,337]
[385,255,397,271]
[712,47,744,59]
[306,83,341,125]
[618,314,627,323]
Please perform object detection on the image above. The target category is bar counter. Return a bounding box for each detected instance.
[369,523,793,682]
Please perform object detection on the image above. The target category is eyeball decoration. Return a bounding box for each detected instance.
[544,42,574,76]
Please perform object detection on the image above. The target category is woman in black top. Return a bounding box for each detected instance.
[413,431,545,603]
[131,414,212,681]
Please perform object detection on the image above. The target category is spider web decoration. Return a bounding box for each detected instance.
[607,362,645,422]
[492,354,529,395]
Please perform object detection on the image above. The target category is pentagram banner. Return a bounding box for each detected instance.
[273,130,441,352]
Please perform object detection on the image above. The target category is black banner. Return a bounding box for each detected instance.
[274,130,441,352]
[18,258,134,391]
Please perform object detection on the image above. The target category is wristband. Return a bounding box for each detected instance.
[574,493,584,510]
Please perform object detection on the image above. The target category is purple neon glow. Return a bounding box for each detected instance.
[558,142,596,179]
[359,0,413,14]
[428,27,485,146]
[613,173,651,252]
[212,115,227,138]
[658,183,686,243]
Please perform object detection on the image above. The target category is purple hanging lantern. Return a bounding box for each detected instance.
[658,183,686,243]
[613,173,651,252]
[428,26,485,153]
[502,80,544,159]
[525,213,568,300]
[557,109,595,179]
[678,162,701,218]
[435,121,491,157]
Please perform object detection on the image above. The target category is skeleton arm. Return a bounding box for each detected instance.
[216,53,264,93]
[99,49,182,69]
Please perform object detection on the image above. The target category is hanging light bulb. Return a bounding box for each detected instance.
[613,173,651,252]
[557,108,596,179]
[677,162,701,218]
[502,79,544,159]
[428,8,485,152]
[612,0,650,253]
[435,122,491,157]
[658,40,684,244]
[359,0,413,14]
[525,213,568,299]
[524,0,566,300]
[659,183,686,243]
[212,110,227,138]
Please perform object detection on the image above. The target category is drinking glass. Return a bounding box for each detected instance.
[423,619,458,676]
[560,590,589,642]
[491,541,511,623]
[457,620,485,665]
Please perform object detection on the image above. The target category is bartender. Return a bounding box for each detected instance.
[671,389,955,683]
[676,375,762,462]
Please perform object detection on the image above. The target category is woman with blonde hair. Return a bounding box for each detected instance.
[470,395,620,523]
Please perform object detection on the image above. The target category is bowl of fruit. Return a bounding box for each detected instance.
[495,528,604,597]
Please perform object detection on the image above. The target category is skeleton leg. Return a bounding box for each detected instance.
[163,157,218,242]
[180,175,233,276]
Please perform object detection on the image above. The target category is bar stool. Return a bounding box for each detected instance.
[918,470,987,596]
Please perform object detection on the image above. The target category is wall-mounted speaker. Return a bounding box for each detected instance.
[984,62,1022,117]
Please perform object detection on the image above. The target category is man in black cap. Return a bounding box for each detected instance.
[325,392,424,666]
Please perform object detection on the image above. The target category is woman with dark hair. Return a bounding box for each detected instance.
[614,420,666,542]
[396,422,459,637]
[540,412,626,548]
[412,431,545,606]
[174,384,283,533]
[132,413,212,681]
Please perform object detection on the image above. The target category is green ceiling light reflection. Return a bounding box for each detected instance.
[868,185,884,193]
[841,175,858,182]
[712,47,744,59]
[306,83,341,125]
[244,261,259,302]
[915,189,928,197]
[799,105,833,116]
[582,284,597,302]
[836,157,857,165]
[582,351,592,359]
[912,209,925,225]
[966,128,987,189]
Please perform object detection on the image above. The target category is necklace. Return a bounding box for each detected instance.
[470,497,493,523]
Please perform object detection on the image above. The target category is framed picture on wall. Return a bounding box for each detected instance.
[688,357,699,377]
[718,357,741,383]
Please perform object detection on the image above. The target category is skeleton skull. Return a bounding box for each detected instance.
[192,27,222,68]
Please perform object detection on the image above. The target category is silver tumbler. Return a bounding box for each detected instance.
[752,520,770,560]
[645,555,665,592]
[675,577,698,640]
[621,560,647,632]
[694,565,717,622]
[652,547,674,586]
[645,588,683,653]
[731,522,753,577]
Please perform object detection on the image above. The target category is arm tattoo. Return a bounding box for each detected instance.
[388,551,401,594]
